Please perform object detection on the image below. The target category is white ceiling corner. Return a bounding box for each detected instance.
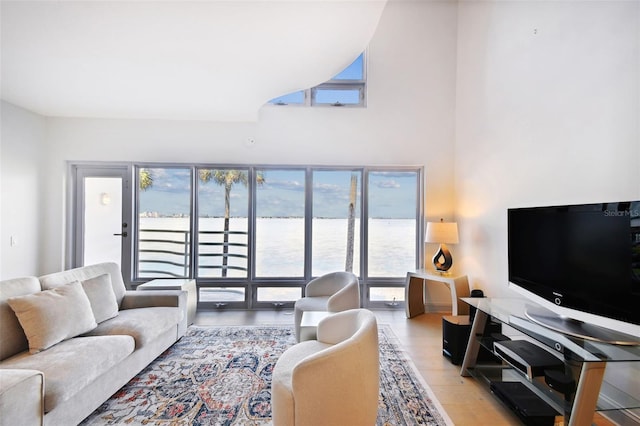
[0,0,387,122]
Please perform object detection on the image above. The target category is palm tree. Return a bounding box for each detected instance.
[200,169,265,276]
[139,168,153,191]
[345,173,358,272]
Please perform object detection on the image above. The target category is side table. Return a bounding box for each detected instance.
[405,270,470,318]
[299,311,331,341]
[137,279,197,325]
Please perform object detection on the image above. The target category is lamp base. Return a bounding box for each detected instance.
[432,243,453,272]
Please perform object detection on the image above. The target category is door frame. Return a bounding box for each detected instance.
[67,162,133,286]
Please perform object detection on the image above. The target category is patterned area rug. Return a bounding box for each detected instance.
[81,325,451,426]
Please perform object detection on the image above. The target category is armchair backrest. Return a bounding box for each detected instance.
[292,309,379,425]
[305,271,360,311]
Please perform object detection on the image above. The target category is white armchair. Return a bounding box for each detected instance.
[272,309,379,426]
[293,271,360,342]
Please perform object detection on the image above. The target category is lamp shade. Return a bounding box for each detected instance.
[425,221,459,244]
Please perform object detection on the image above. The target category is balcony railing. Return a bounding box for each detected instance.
[198,230,249,275]
[138,228,248,278]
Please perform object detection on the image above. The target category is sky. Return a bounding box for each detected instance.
[138,168,418,219]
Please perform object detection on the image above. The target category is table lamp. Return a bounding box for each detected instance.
[425,219,459,273]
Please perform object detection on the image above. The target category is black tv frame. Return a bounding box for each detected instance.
[508,201,640,345]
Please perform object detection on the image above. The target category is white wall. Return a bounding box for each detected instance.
[0,101,47,279]
[34,0,459,276]
[454,1,640,336]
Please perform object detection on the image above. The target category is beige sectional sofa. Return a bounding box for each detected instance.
[0,262,188,426]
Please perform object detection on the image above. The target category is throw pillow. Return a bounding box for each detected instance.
[7,281,98,354]
[81,273,119,323]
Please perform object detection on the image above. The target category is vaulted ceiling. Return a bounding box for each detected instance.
[1,0,387,121]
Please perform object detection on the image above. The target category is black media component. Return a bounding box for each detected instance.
[544,369,576,397]
[490,332,510,342]
[490,381,559,426]
[493,340,564,379]
[442,316,501,365]
[442,316,471,365]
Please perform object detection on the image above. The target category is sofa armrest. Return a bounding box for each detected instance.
[120,290,189,337]
[0,369,44,426]
[120,290,186,310]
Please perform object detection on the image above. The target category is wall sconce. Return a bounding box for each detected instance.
[101,192,111,206]
[425,218,459,273]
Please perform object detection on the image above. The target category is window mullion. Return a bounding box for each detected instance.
[304,167,313,282]
[361,168,369,288]
[248,167,258,308]
[416,170,425,270]
[248,167,256,281]
[190,167,198,279]
[305,89,311,107]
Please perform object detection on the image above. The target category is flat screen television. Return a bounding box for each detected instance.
[508,201,640,344]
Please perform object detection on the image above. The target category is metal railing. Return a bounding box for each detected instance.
[137,228,248,278]
[198,230,249,275]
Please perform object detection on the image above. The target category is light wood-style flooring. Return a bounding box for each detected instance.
[194,309,617,426]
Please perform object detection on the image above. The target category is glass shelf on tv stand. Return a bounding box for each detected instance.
[460,297,640,426]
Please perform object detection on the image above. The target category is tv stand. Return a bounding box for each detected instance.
[525,305,640,346]
[460,298,640,426]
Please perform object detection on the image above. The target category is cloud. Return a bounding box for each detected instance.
[145,168,192,193]
[257,196,304,217]
[375,180,400,189]
[265,179,305,192]
[370,171,416,178]
[313,183,343,194]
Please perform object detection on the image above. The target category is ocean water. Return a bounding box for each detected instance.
[138,217,416,278]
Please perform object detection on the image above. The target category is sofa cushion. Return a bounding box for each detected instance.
[0,277,41,360]
[81,273,119,323]
[83,306,180,349]
[0,335,135,413]
[39,262,127,307]
[7,281,97,354]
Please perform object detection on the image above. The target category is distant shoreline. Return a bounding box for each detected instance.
[139,214,415,220]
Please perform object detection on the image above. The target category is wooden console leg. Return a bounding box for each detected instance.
[568,361,605,426]
[405,275,425,318]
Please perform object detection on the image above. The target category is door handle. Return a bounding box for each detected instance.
[114,223,128,237]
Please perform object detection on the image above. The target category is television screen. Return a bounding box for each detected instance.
[508,201,640,326]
